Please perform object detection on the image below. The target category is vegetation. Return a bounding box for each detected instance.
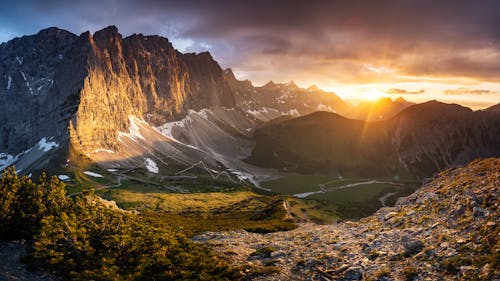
[0,167,240,280]
[262,174,419,219]
[101,189,297,236]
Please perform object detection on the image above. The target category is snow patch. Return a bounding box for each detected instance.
[16,56,23,65]
[84,171,104,178]
[156,108,213,141]
[129,117,144,140]
[317,104,335,112]
[37,137,59,152]
[144,158,159,173]
[247,107,278,115]
[0,153,19,170]
[157,121,181,138]
[20,71,33,95]
[107,168,118,172]
[188,108,212,119]
[282,109,300,117]
[58,54,63,60]
[118,116,148,142]
[92,148,115,154]
[7,76,12,90]
[58,175,70,181]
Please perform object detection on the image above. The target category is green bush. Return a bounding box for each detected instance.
[0,167,241,280]
[0,168,70,239]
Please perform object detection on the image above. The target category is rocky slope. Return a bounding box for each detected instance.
[485,103,500,112]
[194,157,500,280]
[248,101,500,179]
[0,241,59,281]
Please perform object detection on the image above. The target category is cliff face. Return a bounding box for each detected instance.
[0,26,236,168]
[70,26,235,153]
[0,27,87,155]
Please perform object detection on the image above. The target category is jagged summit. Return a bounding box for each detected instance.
[395,96,407,103]
[262,80,277,88]
[285,80,299,89]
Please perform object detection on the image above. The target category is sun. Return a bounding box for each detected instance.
[362,89,384,101]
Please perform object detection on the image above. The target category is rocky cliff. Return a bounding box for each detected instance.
[0,26,237,172]
[70,26,236,153]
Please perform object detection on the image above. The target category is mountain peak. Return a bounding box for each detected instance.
[395,96,407,103]
[285,81,299,89]
[37,27,66,36]
[262,80,277,88]
[307,85,321,91]
[396,100,473,120]
[93,25,121,41]
[223,68,237,81]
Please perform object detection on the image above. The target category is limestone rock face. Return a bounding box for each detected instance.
[70,26,235,153]
[0,26,236,168]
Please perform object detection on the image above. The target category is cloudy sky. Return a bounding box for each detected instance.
[1,0,499,108]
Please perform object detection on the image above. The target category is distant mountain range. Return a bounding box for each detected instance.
[0,26,499,183]
[248,101,500,179]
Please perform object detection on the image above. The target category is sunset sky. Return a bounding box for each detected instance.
[1,0,499,109]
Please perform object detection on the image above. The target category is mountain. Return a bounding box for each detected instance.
[0,26,238,173]
[0,27,348,178]
[484,103,500,112]
[247,101,500,179]
[195,157,500,280]
[225,69,350,121]
[348,97,414,121]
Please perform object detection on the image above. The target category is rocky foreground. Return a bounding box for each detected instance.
[194,158,500,280]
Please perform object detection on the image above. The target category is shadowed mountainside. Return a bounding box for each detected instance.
[247,101,500,179]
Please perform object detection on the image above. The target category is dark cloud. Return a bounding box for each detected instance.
[443,88,499,95]
[386,89,425,95]
[1,1,500,84]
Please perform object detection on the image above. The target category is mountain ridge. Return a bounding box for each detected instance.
[248,100,500,178]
